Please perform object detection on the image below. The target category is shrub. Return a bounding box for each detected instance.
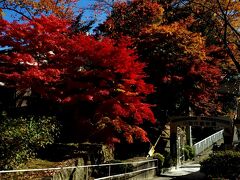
[182,148,190,160]
[200,150,240,178]
[0,112,60,169]
[183,145,195,160]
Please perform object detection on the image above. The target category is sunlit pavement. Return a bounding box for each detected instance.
[162,164,200,176]
[151,163,208,180]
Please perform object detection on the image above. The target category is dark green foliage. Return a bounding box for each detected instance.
[0,112,60,169]
[200,151,240,178]
[183,145,195,160]
[182,148,190,160]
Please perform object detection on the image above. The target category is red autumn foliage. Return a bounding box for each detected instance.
[98,0,223,116]
[137,21,223,115]
[0,15,155,144]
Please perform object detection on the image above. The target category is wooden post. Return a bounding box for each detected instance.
[224,126,234,148]
[170,123,177,166]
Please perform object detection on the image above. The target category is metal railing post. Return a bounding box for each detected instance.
[86,167,88,180]
[108,164,111,179]
[125,164,127,180]
[147,161,150,178]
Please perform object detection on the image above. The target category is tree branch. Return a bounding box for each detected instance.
[1,6,31,20]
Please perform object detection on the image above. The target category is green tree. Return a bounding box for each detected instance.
[0,113,60,169]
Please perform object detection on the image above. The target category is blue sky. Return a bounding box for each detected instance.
[2,0,107,24]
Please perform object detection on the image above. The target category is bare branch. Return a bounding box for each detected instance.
[1,6,32,20]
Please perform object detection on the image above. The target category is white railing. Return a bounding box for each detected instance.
[193,129,224,155]
[0,159,158,180]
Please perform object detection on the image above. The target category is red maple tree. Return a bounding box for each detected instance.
[0,15,155,144]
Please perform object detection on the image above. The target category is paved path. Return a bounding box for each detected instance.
[151,139,223,179]
[151,163,208,180]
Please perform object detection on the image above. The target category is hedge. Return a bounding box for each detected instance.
[200,150,240,179]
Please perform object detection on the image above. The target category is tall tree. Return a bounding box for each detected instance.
[161,0,240,73]
[0,15,155,144]
[96,0,223,118]
[137,19,222,116]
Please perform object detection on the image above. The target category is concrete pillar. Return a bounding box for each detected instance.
[186,126,193,146]
[177,136,181,166]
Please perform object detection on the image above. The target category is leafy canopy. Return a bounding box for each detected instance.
[0,15,155,144]
[97,0,223,116]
